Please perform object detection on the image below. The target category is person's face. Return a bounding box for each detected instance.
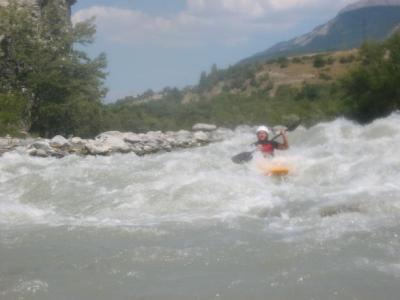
[257,131,268,141]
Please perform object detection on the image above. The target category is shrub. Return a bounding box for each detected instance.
[313,55,326,68]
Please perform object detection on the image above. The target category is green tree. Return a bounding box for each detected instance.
[0,0,107,137]
[0,92,26,135]
[342,35,400,123]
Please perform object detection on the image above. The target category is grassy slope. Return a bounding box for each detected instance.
[184,50,357,102]
[105,50,358,133]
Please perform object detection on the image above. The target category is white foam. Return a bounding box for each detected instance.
[0,114,400,240]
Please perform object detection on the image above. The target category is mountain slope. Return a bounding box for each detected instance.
[340,0,400,13]
[242,3,400,64]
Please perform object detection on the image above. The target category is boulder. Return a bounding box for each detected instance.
[173,130,192,147]
[145,131,164,141]
[95,133,131,153]
[193,131,209,143]
[0,137,10,147]
[124,133,143,144]
[84,140,112,156]
[28,148,49,158]
[2,122,227,158]
[50,135,70,149]
[29,140,52,152]
[70,137,85,145]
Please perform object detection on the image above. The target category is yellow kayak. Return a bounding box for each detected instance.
[256,158,292,177]
[265,165,291,177]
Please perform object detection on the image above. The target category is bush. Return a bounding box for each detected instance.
[326,57,335,65]
[292,57,303,64]
[0,92,26,135]
[313,55,326,68]
[341,35,400,123]
[277,57,289,68]
[339,55,355,64]
[319,73,332,81]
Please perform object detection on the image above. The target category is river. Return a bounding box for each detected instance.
[1,114,400,300]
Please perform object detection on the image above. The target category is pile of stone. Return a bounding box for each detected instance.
[0,124,226,158]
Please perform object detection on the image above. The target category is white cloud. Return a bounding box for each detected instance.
[72,0,358,48]
[187,0,266,18]
[72,6,174,44]
[187,0,356,16]
[72,5,273,47]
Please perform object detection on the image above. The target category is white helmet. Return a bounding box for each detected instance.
[256,126,270,134]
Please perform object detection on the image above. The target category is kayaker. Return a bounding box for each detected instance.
[255,126,289,156]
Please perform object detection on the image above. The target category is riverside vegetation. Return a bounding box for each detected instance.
[1,0,400,139]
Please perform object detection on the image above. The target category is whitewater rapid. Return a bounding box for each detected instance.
[1,114,400,300]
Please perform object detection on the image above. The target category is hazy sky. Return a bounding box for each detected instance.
[72,0,357,102]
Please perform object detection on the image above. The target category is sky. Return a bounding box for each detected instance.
[71,0,358,102]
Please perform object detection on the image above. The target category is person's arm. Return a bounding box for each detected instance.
[276,130,289,150]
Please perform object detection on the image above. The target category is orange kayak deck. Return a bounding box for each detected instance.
[266,166,290,176]
[257,164,291,177]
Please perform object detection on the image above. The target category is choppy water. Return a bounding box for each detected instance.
[1,114,400,300]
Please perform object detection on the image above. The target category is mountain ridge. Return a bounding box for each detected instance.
[241,0,400,64]
[340,0,400,13]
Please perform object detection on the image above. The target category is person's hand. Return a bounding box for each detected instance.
[279,129,287,135]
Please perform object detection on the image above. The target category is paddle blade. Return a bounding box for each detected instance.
[287,120,301,131]
[231,151,253,164]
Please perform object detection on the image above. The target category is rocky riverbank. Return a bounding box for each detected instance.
[0,124,228,158]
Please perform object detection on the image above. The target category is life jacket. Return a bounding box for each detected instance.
[260,143,274,154]
[256,141,277,155]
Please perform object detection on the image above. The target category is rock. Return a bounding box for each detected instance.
[143,145,154,153]
[193,131,209,143]
[124,133,142,144]
[0,137,25,156]
[50,135,70,149]
[2,123,227,158]
[95,133,131,153]
[28,148,49,158]
[86,134,131,154]
[84,140,112,156]
[0,145,17,156]
[66,137,87,155]
[70,137,85,145]
[146,131,163,141]
[173,130,192,147]
[130,144,145,156]
[27,138,70,158]
[192,123,217,132]
[0,138,10,147]
[29,140,52,152]
[161,144,172,152]
[50,151,68,158]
